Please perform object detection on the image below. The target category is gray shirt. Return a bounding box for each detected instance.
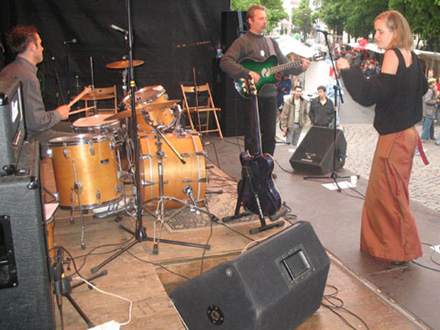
[0,56,61,136]
[220,32,303,97]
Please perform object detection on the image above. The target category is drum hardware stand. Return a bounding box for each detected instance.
[303,30,354,191]
[91,0,210,274]
[89,56,97,115]
[52,249,107,329]
[70,160,87,250]
[50,54,66,107]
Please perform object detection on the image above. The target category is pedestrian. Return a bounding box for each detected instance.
[309,85,334,128]
[280,85,308,147]
[421,78,437,142]
[336,10,428,265]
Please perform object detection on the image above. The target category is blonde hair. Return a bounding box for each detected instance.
[247,5,266,21]
[375,11,414,50]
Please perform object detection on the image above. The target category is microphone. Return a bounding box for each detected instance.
[110,24,128,35]
[63,38,77,45]
[316,29,329,35]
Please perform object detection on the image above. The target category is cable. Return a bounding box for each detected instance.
[322,284,370,330]
[126,250,190,281]
[72,276,133,327]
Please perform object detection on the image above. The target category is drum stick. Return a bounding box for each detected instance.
[68,106,95,116]
[68,85,92,108]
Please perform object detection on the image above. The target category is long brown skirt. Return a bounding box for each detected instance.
[361,126,422,262]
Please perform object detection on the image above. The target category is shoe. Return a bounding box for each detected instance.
[435,142,440,146]
[391,261,407,266]
[272,173,277,179]
[421,139,429,143]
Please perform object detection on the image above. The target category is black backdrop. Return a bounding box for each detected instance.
[0,0,230,109]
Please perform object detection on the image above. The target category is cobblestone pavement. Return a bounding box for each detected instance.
[342,122,440,214]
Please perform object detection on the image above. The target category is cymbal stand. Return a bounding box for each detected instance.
[303,30,353,191]
[90,0,209,274]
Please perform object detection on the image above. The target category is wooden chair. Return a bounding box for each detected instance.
[80,85,118,116]
[180,83,223,139]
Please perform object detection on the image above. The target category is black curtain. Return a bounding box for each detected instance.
[1,0,230,109]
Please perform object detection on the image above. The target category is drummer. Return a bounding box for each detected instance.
[0,26,74,157]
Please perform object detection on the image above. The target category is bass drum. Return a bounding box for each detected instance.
[139,131,206,209]
[48,134,123,209]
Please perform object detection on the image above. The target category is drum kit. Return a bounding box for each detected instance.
[47,80,213,250]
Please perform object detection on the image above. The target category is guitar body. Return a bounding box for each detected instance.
[238,150,281,216]
[234,56,303,97]
[239,55,280,91]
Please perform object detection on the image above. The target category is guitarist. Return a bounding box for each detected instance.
[220,4,309,158]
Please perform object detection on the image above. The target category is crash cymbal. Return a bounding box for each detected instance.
[105,100,180,121]
[106,59,144,69]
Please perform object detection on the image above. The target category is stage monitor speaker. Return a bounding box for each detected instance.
[290,126,347,175]
[170,221,330,330]
[0,140,55,330]
[221,11,248,51]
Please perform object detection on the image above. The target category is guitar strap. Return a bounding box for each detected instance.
[265,37,276,56]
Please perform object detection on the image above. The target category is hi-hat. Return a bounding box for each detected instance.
[105,100,180,121]
[106,59,144,69]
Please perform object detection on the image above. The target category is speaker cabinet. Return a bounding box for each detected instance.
[290,126,347,174]
[212,59,247,137]
[221,11,248,51]
[0,140,55,330]
[170,221,330,330]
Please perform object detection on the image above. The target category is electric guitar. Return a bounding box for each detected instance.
[234,55,303,97]
[237,76,282,216]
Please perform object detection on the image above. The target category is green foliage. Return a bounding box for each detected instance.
[314,0,388,39]
[292,0,313,36]
[231,0,288,32]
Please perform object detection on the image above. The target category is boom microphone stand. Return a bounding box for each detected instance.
[91,0,209,274]
[304,30,352,191]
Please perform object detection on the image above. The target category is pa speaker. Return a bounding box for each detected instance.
[221,11,248,51]
[290,126,347,174]
[0,140,55,330]
[170,221,330,330]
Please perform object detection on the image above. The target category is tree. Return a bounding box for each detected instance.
[314,0,388,39]
[231,0,287,32]
[292,0,313,38]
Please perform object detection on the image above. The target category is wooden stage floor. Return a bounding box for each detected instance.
[41,147,429,330]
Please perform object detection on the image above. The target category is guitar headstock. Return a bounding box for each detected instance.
[243,75,257,96]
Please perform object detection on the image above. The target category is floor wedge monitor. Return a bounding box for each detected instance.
[169,221,330,330]
[290,126,347,174]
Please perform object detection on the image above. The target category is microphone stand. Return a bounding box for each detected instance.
[91,0,209,274]
[303,30,352,192]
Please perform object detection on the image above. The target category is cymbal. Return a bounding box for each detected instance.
[106,59,144,69]
[105,100,180,121]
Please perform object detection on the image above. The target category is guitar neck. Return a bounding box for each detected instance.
[269,60,302,76]
[250,94,262,156]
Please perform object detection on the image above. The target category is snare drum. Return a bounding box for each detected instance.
[48,134,123,209]
[139,131,206,209]
[72,114,124,144]
[121,85,176,132]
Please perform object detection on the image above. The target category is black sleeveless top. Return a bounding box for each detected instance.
[340,48,428,135]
